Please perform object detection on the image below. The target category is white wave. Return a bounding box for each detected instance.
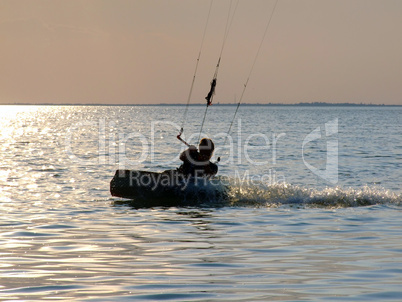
[226,180,401,208]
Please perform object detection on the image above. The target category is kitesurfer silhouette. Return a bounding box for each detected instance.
[178,138,218,178]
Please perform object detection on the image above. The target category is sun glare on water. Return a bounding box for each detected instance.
[0,105,41,119]
[0,105,44,145]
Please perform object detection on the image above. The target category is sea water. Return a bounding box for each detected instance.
[0,105,401,301]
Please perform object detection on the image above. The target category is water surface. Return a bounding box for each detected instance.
[0,105,401,301]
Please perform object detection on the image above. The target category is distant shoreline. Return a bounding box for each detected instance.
[1,102,401,107]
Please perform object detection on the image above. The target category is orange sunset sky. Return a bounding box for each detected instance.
[1,0,401,105]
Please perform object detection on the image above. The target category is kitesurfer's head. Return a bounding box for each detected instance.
[199,138,214,160]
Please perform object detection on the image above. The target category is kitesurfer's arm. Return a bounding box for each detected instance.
[180,145,198,163]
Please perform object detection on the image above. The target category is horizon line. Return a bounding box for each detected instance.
[0,102,400,107]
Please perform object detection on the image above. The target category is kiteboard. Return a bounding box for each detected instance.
[110,169,228,206]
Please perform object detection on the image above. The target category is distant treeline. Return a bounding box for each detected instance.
[1,102,400,106]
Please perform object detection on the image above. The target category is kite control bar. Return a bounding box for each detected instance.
[177,128,190,147]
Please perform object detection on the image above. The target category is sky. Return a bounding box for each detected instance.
[1,0,401,105]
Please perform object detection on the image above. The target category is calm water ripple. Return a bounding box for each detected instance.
[0,105,401,301]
